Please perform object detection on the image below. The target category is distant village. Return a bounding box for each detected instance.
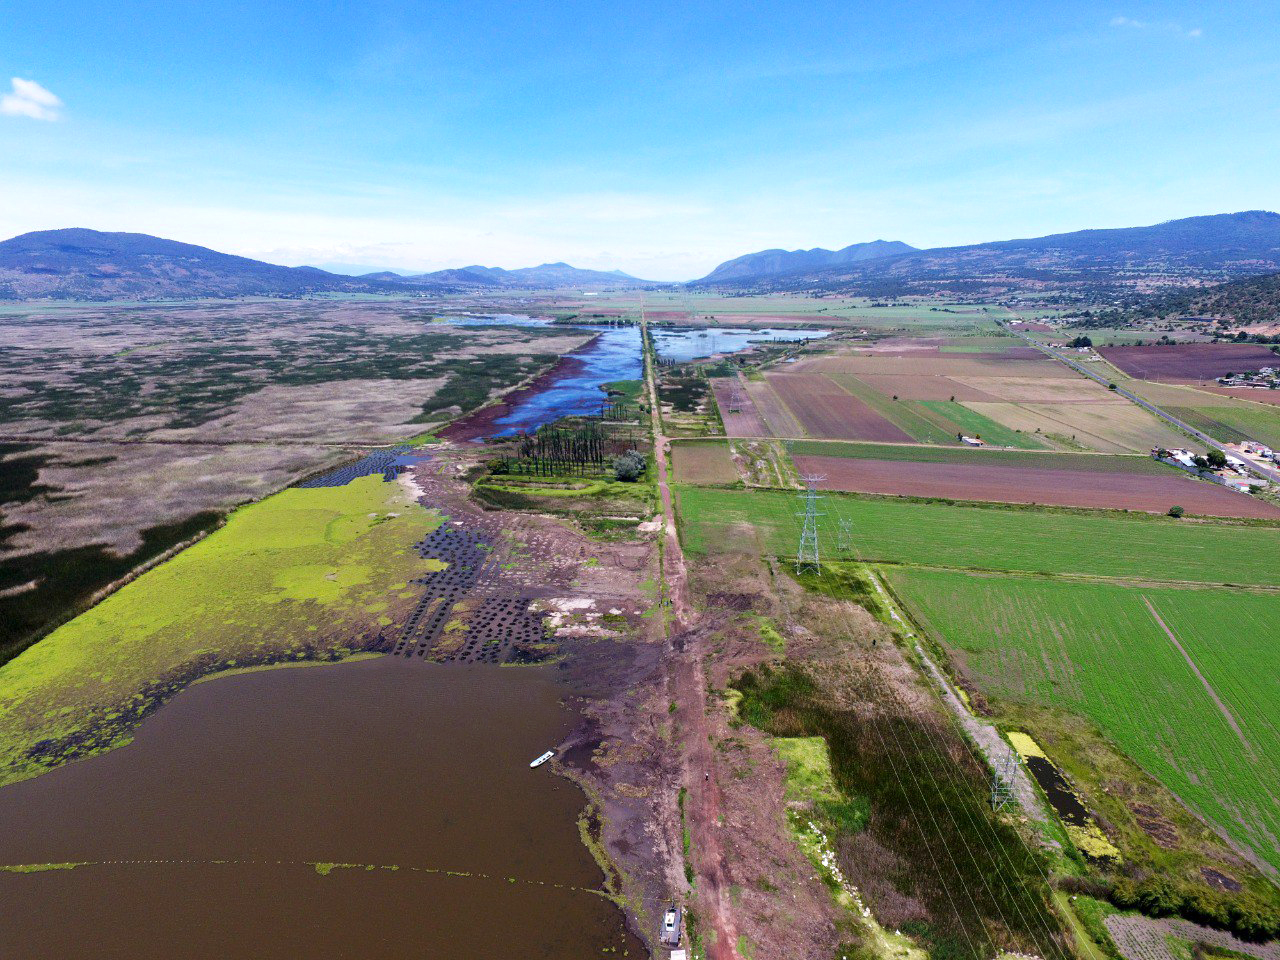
[1216,366,1280,389]
[1155,442,1276,495]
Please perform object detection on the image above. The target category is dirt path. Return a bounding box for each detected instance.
[642,303,741,959]
[1142,596,1255,755]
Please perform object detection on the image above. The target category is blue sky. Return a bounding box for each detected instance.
[2,1,1278,279]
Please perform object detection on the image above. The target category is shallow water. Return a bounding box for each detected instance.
[0,657,640,959]
[442,315,827,436]
[649,325,827,363]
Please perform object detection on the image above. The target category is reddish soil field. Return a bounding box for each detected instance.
[793,454,1280,519]
[769,374,912,442]
[1101,344,1280,381]
[710,378,771,437]
[1194,386,1280,406]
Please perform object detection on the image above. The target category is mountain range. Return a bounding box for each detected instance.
[365,262,663,291]
[4,212,1280,301]
[0,229,662,300]
[696,240,916,283]
[692,211,1280,296]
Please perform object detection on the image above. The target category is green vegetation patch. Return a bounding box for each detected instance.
[0,474,440,786]
[1167,405,1280,449]
[887,568,1280,873]
[676,487,1280,585]
[919,401,1049,449]
[734,665,1062,960]
[783,441,1163,473]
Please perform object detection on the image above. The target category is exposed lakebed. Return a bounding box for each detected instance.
[0,657,640,958]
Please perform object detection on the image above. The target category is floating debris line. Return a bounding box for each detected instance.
[0,859,613,898]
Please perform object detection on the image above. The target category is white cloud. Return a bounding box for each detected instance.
[1110,16,1203,38]
[1,78,63,121]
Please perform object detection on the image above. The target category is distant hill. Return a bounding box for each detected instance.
[694,212,1280,296]
[1125,270,1280,328]
[401,261,664,291]
[697,240,915,284]
[0,230,664,300]
[0,229,409,300]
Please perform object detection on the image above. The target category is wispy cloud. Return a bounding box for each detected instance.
[0,78,63,121]
[1110,17,1203,39]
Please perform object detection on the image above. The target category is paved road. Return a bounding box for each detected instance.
[999,319,1280,486]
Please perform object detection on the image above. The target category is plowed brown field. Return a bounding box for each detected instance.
[710,378,770,437]
[793,454,1280,518]
[768,374,912,442]
[1102,344,1280,381]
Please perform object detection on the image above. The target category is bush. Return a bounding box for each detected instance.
[1206,449,1228,469]
[613,450,646,482]
[1168,505,1185,518]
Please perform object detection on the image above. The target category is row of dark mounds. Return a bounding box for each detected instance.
[297,447,414,487]
[385,523,552,664]
[297,448,557,665]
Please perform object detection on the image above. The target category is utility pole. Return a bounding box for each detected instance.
[796,473,824,574]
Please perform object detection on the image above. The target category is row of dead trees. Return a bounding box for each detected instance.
[495,420,641,476]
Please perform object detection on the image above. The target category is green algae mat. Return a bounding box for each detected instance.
[0,474,441,786]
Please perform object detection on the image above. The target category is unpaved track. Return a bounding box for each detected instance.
[643,302,741,959]
[1142,596,1255,755]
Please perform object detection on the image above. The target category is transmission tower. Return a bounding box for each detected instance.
[990,747,1019,811]
[796,474,825,574]
[837,518,853,552]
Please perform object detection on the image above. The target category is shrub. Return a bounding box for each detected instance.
[1168,505,1185,518]
[613,450,646,482]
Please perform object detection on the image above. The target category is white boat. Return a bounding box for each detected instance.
[529,750,556,768]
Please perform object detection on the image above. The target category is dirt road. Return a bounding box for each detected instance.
[642,303,741,960]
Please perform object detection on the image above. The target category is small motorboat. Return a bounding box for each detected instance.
[529,750,556,768]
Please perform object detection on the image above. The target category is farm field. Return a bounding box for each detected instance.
[744,379,805,437]
[768,373,912,442]
[598,292,1017,333]
[1101,344,1280,382]
[964,400,1189,454]
[709,377,770,437]
[786,344,1186,452]
[1164,404,1280,450]
[783,440,1167,469]
[789,452,1280,517]
[675,486,1280,585]
[670,439,739,484]
[0,473,440,787]
[886,568,1280,873]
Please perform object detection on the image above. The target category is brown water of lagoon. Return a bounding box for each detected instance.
[0,656,644,959]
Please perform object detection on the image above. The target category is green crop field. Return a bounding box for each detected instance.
[1167,405,1280,449]
[675,487,1280,585]
[0,474,440,786]
[917,401,1048,449]
[886,568,1280,872]
[782,440,1167,472]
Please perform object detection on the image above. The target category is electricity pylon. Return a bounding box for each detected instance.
[796,474,825,574]
[991,747,1019,811]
